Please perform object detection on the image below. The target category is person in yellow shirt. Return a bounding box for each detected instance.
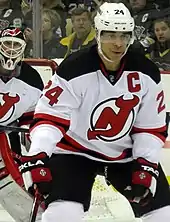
[59,6,96,58]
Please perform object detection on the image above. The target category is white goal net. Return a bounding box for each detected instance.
[83,176,141,222]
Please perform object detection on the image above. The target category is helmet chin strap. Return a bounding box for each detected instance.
[98,43,130,63]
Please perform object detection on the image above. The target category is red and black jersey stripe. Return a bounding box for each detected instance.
[57,135,132,161]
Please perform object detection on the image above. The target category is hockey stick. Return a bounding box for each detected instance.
[0,125,29,133]
[29,189,43,222]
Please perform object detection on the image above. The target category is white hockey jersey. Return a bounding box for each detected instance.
[0,63,43,222]
[0,62,43,126]
[30,46,167,163]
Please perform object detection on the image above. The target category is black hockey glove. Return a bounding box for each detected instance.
[125,158,159,206]
[18,152,52,196]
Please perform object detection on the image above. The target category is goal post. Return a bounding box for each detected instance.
[24,58,58,85]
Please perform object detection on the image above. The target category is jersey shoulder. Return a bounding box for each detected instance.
[18,61,44,90]
[56,45,100,81]
[126,50,161,84]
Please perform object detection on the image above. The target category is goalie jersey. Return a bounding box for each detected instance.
[0,61,43,127]
[30,45,167,164]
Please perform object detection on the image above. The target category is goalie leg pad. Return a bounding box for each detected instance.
[0,173,34,222]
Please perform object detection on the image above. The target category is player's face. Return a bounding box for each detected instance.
[72,12,92,37]
[100,31,131,61]
[154,21,170,43]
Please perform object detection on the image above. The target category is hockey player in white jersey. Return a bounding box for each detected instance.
[19,2,170,222]
[0,27,44,221]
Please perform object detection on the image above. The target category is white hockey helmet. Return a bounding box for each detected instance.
[0,27,26,71]
[94,2,135,61]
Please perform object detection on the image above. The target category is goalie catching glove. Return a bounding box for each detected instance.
[18,152,52,196]
[125,158,159,206]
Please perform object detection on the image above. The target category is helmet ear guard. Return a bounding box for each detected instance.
[129,32,135,45]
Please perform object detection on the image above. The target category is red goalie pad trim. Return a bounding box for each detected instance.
[0,133,23,187]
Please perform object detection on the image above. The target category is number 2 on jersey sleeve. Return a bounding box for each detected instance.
[156,90,165,114]
[44,80,63,106]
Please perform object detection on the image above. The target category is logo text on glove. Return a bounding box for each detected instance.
[141,165,159,177]
[19,160,44,171]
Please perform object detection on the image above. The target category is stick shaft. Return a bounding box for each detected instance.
[29,190,42,222]
[0,125,29,133]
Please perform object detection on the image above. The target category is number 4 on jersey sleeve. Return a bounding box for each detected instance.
[44,80,63,106]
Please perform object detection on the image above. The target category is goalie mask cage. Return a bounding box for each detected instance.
[18,58,168,222]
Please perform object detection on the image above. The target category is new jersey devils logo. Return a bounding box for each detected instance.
[0,93,20,123]
[87,95,139,142]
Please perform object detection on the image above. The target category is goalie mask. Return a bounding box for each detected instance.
[94,2,135,62]
[0,27,26,73]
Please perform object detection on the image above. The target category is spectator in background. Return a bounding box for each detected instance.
[21,0,31,15]
[0,0,24,31]
[24,8,62,59]
[128,0,170,54]
[129,0,170,40]
[24,0,66,38]
[42,0,67,37]
[63,0,95,15]
[129,0,160,41]
[58,6,96,58]
[10,0,22,10]
[146,18,170,71]
[154,0,170,9]
[107,0,129,3]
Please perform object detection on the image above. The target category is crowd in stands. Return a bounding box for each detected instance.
[0,0,169,71]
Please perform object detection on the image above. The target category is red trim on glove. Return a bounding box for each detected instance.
[137,158,158,168]
[19,152,47,162]
[132,171,152,188]
[31,167,52,183]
